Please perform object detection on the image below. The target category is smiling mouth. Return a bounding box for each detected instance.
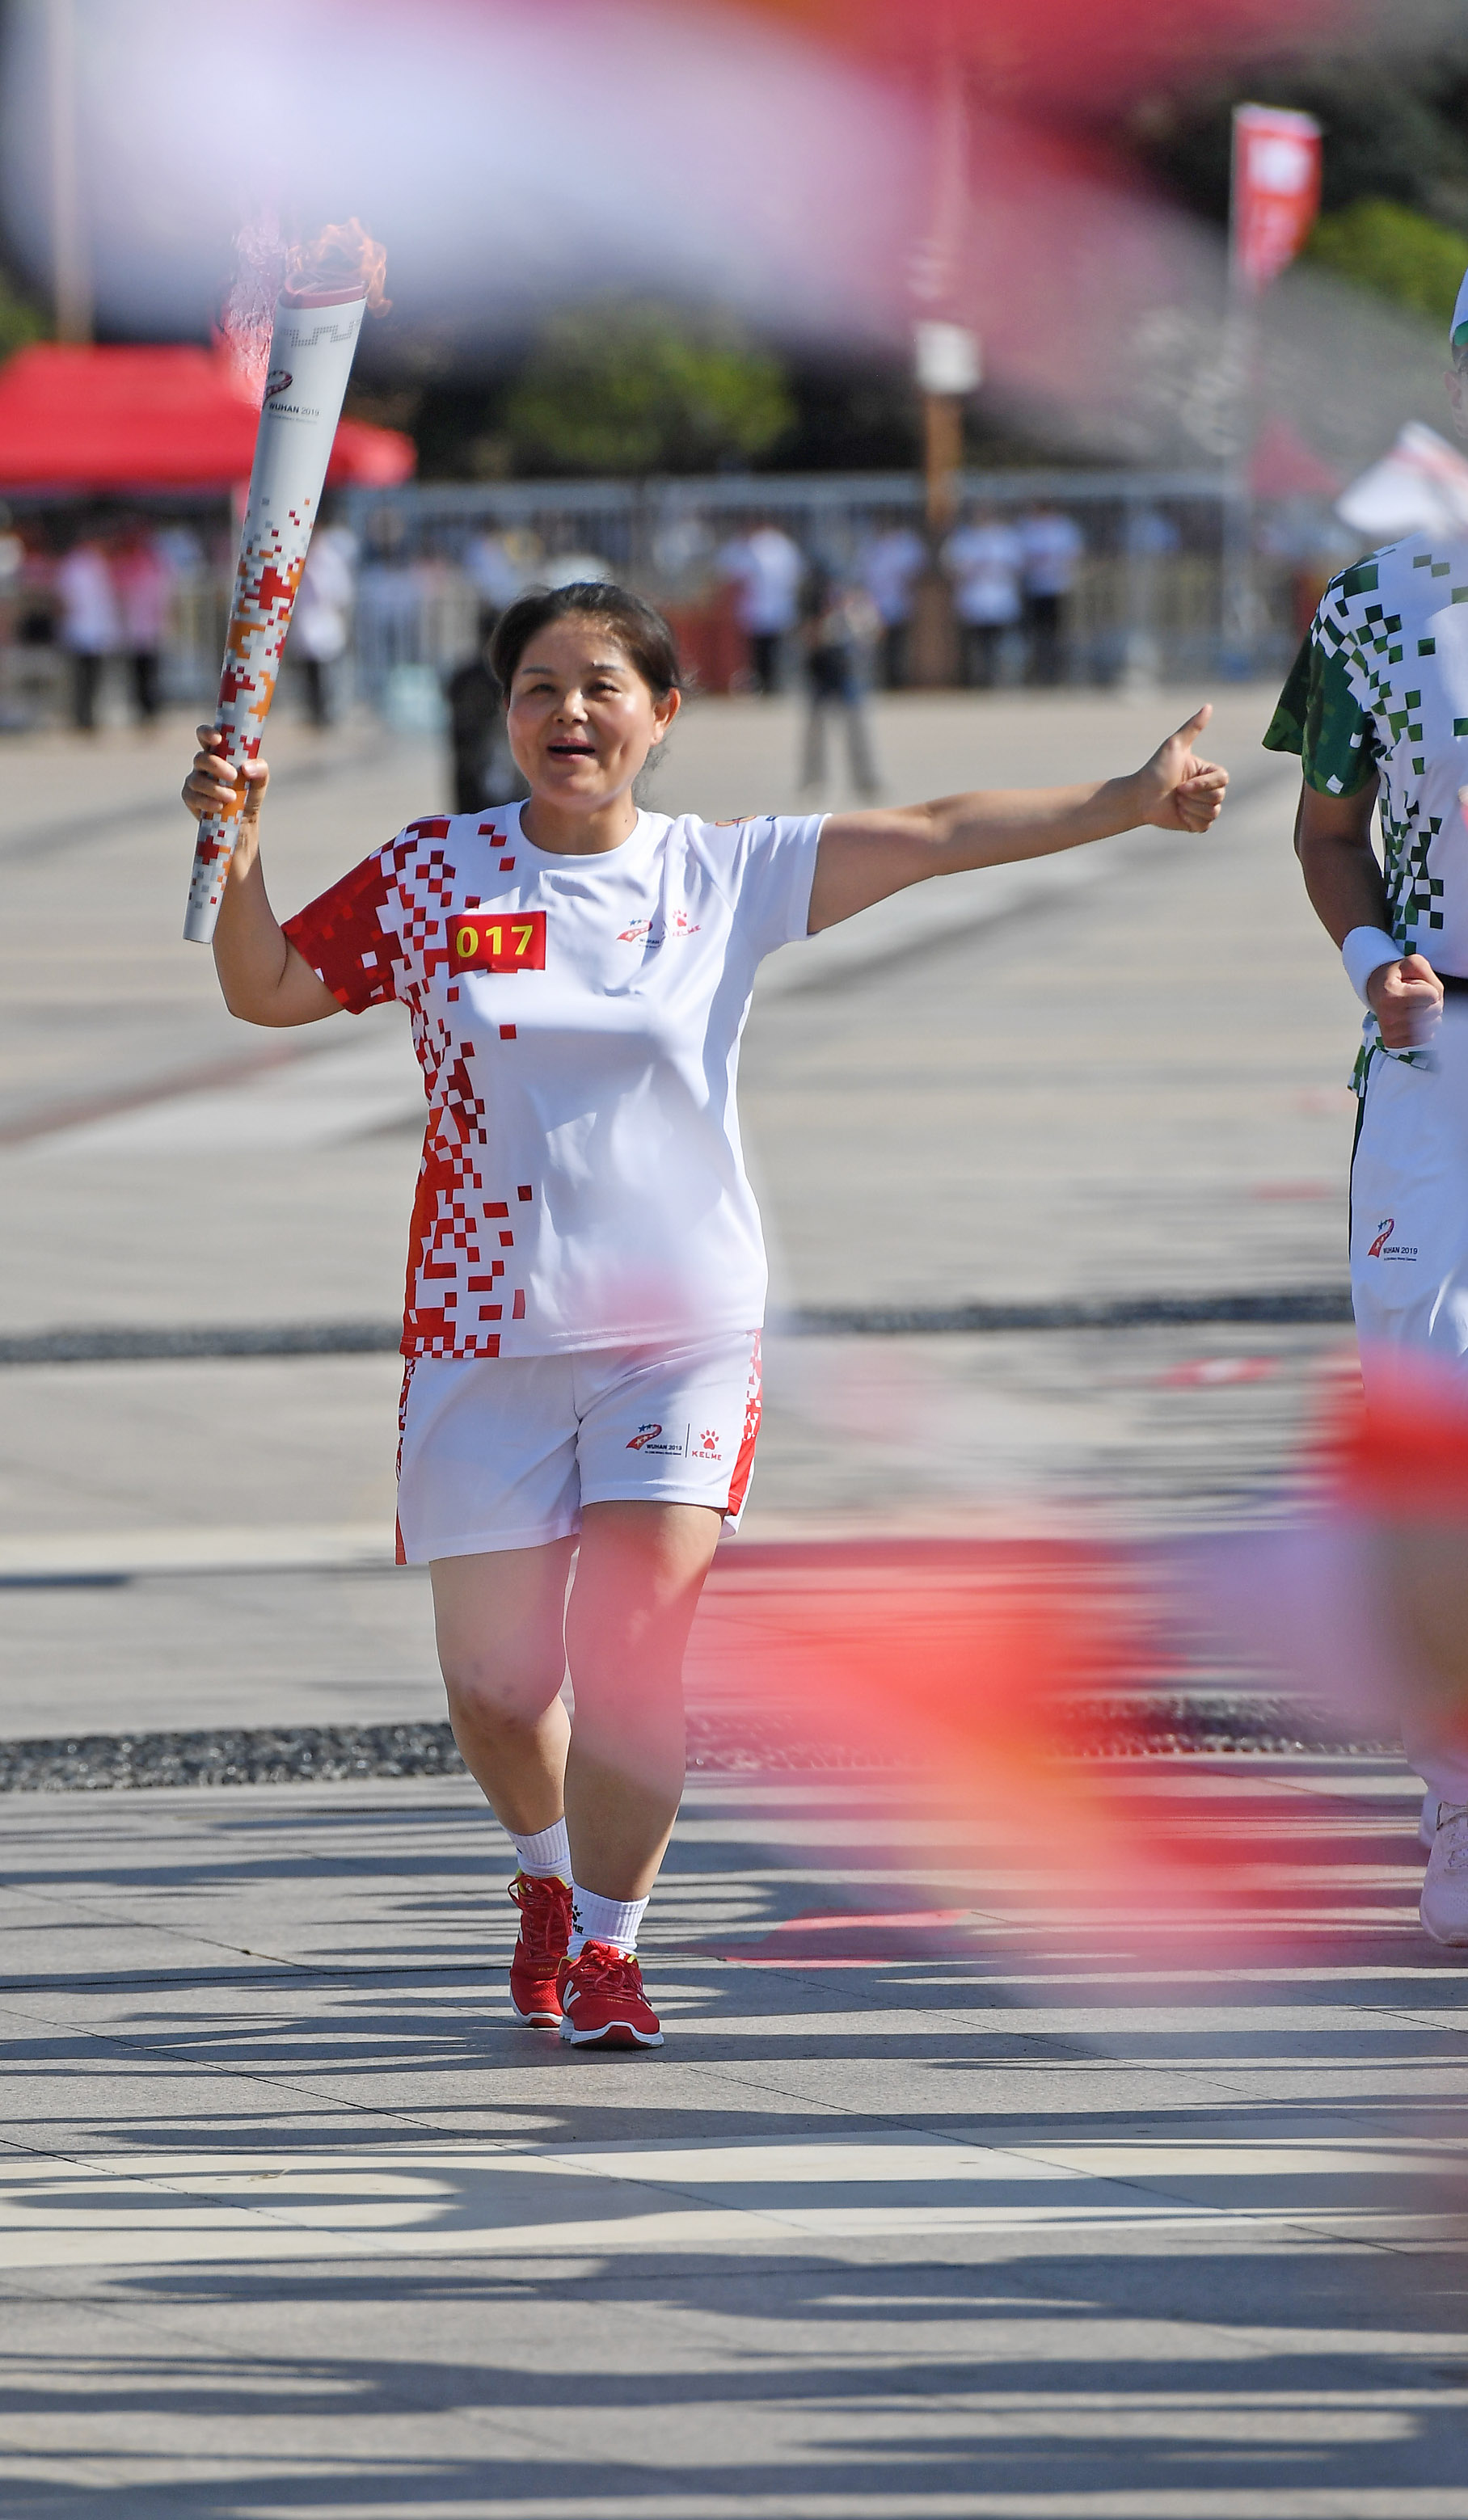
[547,740,597,759]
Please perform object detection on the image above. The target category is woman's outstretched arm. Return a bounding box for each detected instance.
[806,705,1228,934]
[182,727,340,1026]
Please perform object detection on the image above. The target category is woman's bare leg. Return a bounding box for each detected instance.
[563,1501,723,1901]
[430,1538,576,1834]
[428,1503,721,1898]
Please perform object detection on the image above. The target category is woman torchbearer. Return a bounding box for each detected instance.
[184,580,1226,2049]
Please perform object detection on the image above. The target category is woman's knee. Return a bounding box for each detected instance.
[430,1539,573,1729]
[439,1642,563,1734]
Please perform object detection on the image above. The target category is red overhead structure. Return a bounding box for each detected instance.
[742,0,1339,110]
[0,343,415,495]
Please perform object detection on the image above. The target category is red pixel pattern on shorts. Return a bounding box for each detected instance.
[283,817,531,1360]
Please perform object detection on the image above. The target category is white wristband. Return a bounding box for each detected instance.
[1342,926,1403,1005]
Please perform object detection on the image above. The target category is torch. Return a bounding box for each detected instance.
[182,221,387,944]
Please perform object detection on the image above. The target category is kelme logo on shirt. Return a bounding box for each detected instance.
[449,911,546,974]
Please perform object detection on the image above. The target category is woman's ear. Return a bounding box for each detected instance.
[653,685,682,742]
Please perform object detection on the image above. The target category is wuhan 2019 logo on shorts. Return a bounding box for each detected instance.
[1367,1216,1418,1262]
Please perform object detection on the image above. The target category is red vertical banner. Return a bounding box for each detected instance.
[1230,103,1322,297]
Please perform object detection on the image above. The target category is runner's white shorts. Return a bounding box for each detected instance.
[1349,1005,1468,1802]
[1351,1004,1468,1372]
[395,1330,762,1562]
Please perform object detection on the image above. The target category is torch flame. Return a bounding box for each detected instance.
[285,219,390,314]
[215,214,287,402]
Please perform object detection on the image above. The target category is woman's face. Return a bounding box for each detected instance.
[506,617,680,817]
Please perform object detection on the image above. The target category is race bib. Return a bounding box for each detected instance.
[448,911,546,974]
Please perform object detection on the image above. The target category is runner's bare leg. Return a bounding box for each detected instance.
[430,1501,721,1898]
[563,1502,723,1899]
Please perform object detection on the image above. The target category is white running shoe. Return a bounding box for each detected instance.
[1419,1802,1468,1945]
[1420,1792,1445,1851]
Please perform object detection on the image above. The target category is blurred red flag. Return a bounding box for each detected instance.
[1230,103,1322,295]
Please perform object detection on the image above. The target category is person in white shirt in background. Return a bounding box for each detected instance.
[464,529,529,618]
[293,521,358,727]
[1019,502,1086,687]
[110,523,175,727]
[182,578,1227,2050]
[858,519,926,689]
[54,532,120,731]
[716,516,804,693]
[941,504,1023,689]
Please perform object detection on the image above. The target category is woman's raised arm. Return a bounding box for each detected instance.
[806,705,1228,934]
[182,727,340,1026]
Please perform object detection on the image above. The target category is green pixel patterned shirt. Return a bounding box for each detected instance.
[1264,535,1468,1084]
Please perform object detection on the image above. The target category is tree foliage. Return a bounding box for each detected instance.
[503,301,793,477]
[1306,196,1468,329]
[0,261,46,365]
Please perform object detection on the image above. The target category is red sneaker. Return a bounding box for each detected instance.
[508,1872,572,2025]
[557,1941,664,2049]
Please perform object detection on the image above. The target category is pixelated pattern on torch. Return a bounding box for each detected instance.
[183,294,369,942]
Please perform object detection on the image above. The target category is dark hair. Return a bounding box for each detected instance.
[488,580,683,701]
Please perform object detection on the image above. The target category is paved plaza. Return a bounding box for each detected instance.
[2,686,1466,2513]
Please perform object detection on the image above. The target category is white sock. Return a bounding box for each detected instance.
[510,1818,570,1882]
[568,1882,648,1958]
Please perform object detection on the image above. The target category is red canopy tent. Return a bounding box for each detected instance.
[0,343,415,494]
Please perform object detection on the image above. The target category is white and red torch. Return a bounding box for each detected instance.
[183,221,388,943]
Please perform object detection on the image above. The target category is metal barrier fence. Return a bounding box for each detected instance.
[0,470,1338,727]
[337,469,1325,701]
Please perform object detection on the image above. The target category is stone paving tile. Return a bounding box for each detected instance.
[1,1764,1467,2509]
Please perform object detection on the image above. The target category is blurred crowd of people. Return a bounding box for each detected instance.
[433,505,1092,815]
[4,520,203,731]
[709,504,1088,800]
[939,503,1085,689]
[0,491,1345,773]
[714,503,1087,702]
[0,495,1095,811]
[0,512,363,735]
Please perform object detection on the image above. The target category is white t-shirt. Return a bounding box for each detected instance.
[55,545,120,654]
[859,527,926,626]
[464,533,525,610]
[284,805,824,1357]
[1019,512,1084,596]
[941,523,1023,625]
[717,529,804,634]
[293,527,357,664]
[112,540,174,646]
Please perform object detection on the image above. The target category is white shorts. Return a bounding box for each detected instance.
[395,1330,762,1562]
[1351,1004,1468,1371]
[1349,1008,1468,1804]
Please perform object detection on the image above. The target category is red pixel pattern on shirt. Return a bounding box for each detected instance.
[283,817,532,1361]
